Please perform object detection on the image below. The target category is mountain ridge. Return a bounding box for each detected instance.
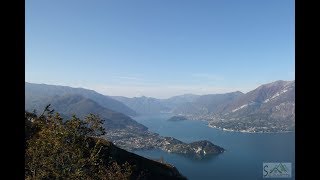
[25,82,225,158]
[25,82,137,116]
[109,80,295,132]
[26,80,295,133]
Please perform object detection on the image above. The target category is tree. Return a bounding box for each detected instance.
[25,105,132,179]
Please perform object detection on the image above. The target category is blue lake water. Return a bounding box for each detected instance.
[132,114,295,180]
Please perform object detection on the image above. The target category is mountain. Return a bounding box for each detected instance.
[26,92,147,131]
[25,82,225,158]
[112,96,170,114]
[111,92,243,116]
[49,94,147,131]
[161,94,201,109]
[157,80,295,132]
[25,111,186,180]
[96,138,187,180]
[208,80,295,132]
[223,80,295,115]
[25,82,137,116]
[111,94,201,115]
[172,91,244,116]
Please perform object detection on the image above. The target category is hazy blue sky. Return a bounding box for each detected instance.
[26,0,294,98]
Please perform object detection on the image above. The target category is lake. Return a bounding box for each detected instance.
[132,114,295,180]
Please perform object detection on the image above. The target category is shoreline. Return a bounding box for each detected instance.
[174,116,294,134]
[207,124,294,134]
[136,113,295,134]
[181,117,294,134]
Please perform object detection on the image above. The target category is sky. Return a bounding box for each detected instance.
[26,0,295,99]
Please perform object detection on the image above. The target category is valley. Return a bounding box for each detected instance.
[25,80,295,158]
[112,80,295,133]
[25,82,225,159]
[25,80,295,179]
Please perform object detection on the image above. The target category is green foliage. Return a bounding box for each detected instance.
[25,105,132,180]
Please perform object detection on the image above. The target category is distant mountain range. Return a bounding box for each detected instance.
[111,94,202,115]
[26,80,294,133]
[112,96,170,115]
[24,80,294,166]
[172,91,244,116]
[111,80,295,132]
